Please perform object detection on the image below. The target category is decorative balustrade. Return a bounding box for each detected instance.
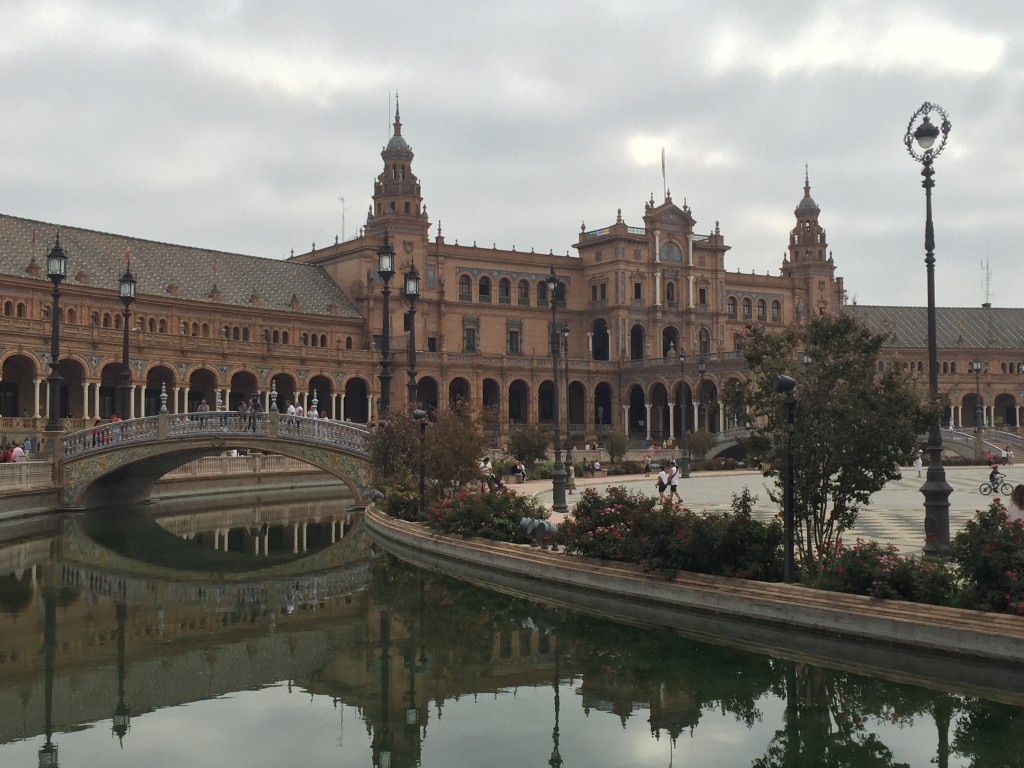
[61,411,371,459]
[0,460,53,489]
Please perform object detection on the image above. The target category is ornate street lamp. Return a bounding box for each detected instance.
[561,321,572,466]
[678,349,691,476]
[403,264,421,406]
[45,237,68,433]
[117,262,137,419]
[377,236,395,416]
[905,101,953,554]
[546,266,567,514]
[774,374,798,583]
[413,408,428,518]
[970,359,984,432]
[111,601,131,746]
[697,353,708,431]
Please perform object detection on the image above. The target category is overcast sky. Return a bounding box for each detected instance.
[2,0,1020,307]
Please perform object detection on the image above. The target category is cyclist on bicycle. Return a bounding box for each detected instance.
[990,464,1004,485]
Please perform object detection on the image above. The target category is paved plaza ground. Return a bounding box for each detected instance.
[520,465,1021,555]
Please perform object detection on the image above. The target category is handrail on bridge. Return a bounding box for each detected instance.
[61,411,372,459]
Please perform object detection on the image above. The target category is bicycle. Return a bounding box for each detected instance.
[979,478,1013,495]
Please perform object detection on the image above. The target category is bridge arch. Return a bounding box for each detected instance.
[59,413,372,509]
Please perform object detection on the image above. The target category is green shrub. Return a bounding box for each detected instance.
[811,539,956,605]
[950,500,1024,614]
[559,485,782,580]
[378,485,424,522]
[426,487,548,542]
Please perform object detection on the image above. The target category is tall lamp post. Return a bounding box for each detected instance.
[774,374,798,583]
[377,236,395,417]
[969,359,983,432]
[546,266,567,514]
[413,408,428,519]
[905,101,953,555]
[561,321,572,466]
[117,262,137,419]
[678,350,690,477]
[697,353,707,431]
[403,264,421,406]
[45,237,68,433]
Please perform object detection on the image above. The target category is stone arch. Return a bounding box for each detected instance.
[343,377,370,423]
[629,323,645,361]
[448,376,471,406]
[142,364,177,416]
[627,383,646,438]
[507,379,529,425]
[538,378,556,424]
[594,381,613,432]
[648,382,670,441]
[417,376,439,412]
[0,353,40,417]
[566,379,585,431]
[229,370,259,412]
[662,325,679,357]
[308,374,333,417]
[995,392,1018,428]
[187,368,218,412]
[272,372,298,412]
[98,362,123,418]
[591,318,610,361]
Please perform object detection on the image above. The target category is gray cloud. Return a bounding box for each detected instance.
[2,0,1020,306]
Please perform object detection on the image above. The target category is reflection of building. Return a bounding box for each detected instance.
[2,105,1021,449]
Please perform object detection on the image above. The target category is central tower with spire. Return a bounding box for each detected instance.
[364,95,429,243]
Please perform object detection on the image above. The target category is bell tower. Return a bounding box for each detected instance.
[365,95,429,241]
[781,167,840,316]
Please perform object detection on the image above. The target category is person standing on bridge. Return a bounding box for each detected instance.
[197,399,210,430]
[246,397,261,432]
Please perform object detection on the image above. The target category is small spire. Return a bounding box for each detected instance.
[393,91,402,136]
[804,163,810,198]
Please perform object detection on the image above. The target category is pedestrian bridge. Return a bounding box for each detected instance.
[58,412,372,509]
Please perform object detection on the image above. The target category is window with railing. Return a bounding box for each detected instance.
[727,297,737,319]
[742,298,752,320]
[498,278,511,305]
[479,276,492,303]
[518,280,530,306]
[458,274,472,302]
[757,300,766,322]
[771,300,781,322]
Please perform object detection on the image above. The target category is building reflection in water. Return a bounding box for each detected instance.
[0,499,1022,767]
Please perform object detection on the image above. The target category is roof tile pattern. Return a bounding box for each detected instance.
[0,213,361,318]
[846,305,1024,350]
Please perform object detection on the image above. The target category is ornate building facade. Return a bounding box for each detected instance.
[1,105,1022,447]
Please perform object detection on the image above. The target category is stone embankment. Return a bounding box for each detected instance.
[365,505,1024,702]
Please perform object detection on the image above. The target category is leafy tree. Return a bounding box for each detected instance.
[602,430,628,465]
[368,403,489,502]
[504,423,550,471]
[720,377,748,429]
[741,315,932,575]
[685,429,715,466]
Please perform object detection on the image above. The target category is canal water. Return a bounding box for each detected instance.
[0,494,1021,767]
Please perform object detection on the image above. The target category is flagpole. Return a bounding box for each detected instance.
[661,147,666,199]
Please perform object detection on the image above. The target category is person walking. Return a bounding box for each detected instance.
[567,462,576,495]
[656,465,668,502]
[668,459,682,502]
[913,451,923,478]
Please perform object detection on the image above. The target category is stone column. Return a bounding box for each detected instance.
[81,382,90,419]
[668,403,675,441]
[654,272,662,306]
[366,394,374,422]
[93,383,100,419]
[129,385,137,418]
[338,393,346,420]
[621,404,629,436]
[644,403,652,441]
[33,378,41,418]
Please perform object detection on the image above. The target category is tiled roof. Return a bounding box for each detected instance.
[846,304,1024,350]
[0,213,361,318]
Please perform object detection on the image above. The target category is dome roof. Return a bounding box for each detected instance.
[796,165,819,213]
[386,132,411,153]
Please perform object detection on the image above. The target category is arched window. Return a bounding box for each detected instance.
[282,331,290,344]
[756,299,766,322]
[301,333,309,346]
[272,330,280,344]
[742,299,752,320]
[537,281,548,306]
[498,278,511,304]
[2,301,11,316]
[320,334,327,347]
[950,361,957,374]
[102,313,111,328]
[345,336,352,349]
[941,361,948,374]
[726,297,737,319]
[699,328,711,355]
[478,276,491,303]
[666,282,675,302]
[16,302,25,318]
[67,308,76,324]
[114,314,122,330]
[159,319,168,334]
[518,280,530,306]
[458,274,471,301]
[242,328,250,342]
[191,322,199,336]
[771,301,781,322]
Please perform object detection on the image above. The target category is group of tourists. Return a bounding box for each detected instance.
[655,459,683,503]
[0,441,28,463]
